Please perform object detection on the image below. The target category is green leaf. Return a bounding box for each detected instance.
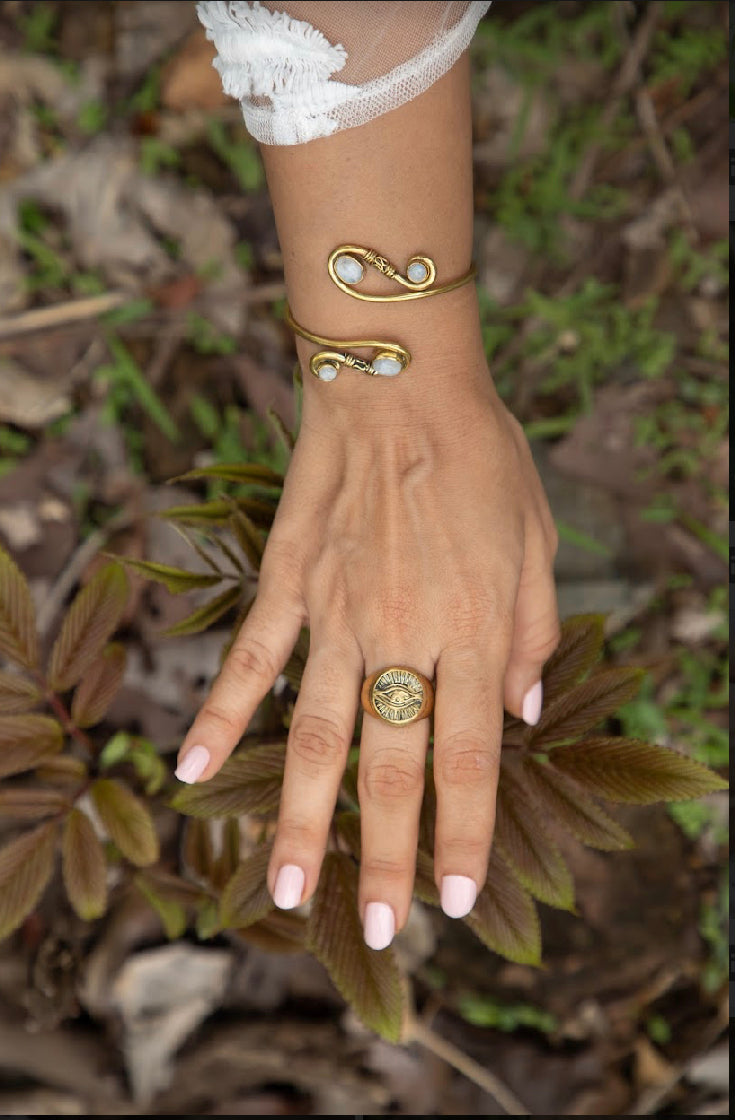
[196,897,222,939]
[162,584,241,637]
[62,809,107,920]
[171,463,284,488]
[465,848,541,966]
[90,779,159,866]
[220,844,273,929]
[0,788,69,820]
[0,821,57,940]
[307,852,405,1042]
[0,714,64,779]
[266,406,295,457]
[0,543,38,669]
[117,557,223,594]
[282,626,310,691]
[522,755,634,850]
[495,766,575,910]
[0,671,42,714]
[160,496,277,530]
[70,642,126,728]
[541,614,605,703]
[228,504,265,572]
[171,741,286,818]
[549,737,729,804]
[532,667,645,746]
[135,873,190,939]
[47,563,128,692]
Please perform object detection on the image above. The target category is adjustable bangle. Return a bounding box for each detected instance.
[328,244,476,302]
[284,305,411,382]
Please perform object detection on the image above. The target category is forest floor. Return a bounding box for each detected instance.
[0,0,729,1114]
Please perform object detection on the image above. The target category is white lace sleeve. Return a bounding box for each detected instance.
[196,1,492,145]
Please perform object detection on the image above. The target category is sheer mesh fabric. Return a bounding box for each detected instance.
[196,1,492,145]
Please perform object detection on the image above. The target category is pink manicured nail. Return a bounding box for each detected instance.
[441,875,477,918]
[363,902,395,950]
[522,681,543,727]
[175,745,210,783]
[273,865,305,909]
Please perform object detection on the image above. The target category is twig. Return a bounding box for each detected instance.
[0,292,130,340]
[568,3,661,202]
[406,1015,531,1116]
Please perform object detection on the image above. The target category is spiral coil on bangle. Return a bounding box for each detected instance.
[284,305,411,382]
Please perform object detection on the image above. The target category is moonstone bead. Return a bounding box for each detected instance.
[334,254,364,284]
[372,357,403,377]
[407,260,429,283]
[317,363,338,381]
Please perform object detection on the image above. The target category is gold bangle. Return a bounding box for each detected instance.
[328,244,476,302]
[284,304,411,382]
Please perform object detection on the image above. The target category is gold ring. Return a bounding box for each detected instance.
[361,666,435,726]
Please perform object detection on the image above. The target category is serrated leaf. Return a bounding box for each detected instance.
[117,557,223,594]
[522,756,634,850]
[532,667,645,746]
[162,584,241,637]
[35,754,87,784]
[228,504,264,571]
[171,741,286,818]
[549,737,729,804]
[0,788,69,820]
[465,848,541,966]
[160,496,277,529]
[0,544,38,669]
[135,874,189,939]
[0,714,64,779]
[495,766,575,910]
[0,671,42,714]
[48,563,128,692]
[542,614,605,702]
[90,779,159,866]
[237,908,306,953]
[220,843,273,928]
[171,463,284,487]
[306,852,405,1042]
[70,642,126,728]
[0,821,57,940]
[62,809,107,920]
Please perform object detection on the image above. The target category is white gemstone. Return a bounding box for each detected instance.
[334,254,364,284]
[317,363,338,381]
[407,261,428,283]
[372,357,403,377]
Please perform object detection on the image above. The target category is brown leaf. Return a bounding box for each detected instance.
[413,849,440,907]
[35,755,87,785]
[70,643,126,728]
[495,766,575,910]
[62,809,107,920]
[522,755,634,850]
[465,847,541,966]
[47,563,128,692]
[90,778,159,866]
[541,614,605,703]
[237,908,307,954]
[214,817,241,889]
[335,811,361,860]
[134,872,199,939]
[306,852,405,1042]
[0,821,57,940]
[0,714,64,779]
[0,788,69,820]
[160,496,277,530]
[182,817,215,882]
[173,463,284,488]
[532,667,645,746]
[281,626,310,691]
[117,557,223,594]
[220,843,273,929]
[162,584,241,637]
[549,737,729,803]
[228,504,265,572]
[0,671,42,714]
[0,544,38,670]
[171,741,286,818]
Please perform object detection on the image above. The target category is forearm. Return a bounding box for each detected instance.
[260,51,490,425]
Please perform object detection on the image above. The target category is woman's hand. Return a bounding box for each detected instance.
[175,346,560,949]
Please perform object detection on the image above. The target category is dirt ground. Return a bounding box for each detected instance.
[0,1,729,1114]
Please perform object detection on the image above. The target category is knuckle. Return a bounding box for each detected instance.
[360,856,411,884]
[440,833,491,863]
[438,736,497,789]
[200,703,239,736]
[361,750,424,803]
[375,586,415,635]
[289,713,347,774]
[276,816,321,850]
[228,637,277,683]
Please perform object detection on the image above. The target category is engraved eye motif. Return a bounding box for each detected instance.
[381,685,416,708]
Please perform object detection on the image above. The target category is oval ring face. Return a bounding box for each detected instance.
[371,668,424,724]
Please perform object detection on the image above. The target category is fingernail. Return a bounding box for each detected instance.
[522,680,543,727]
[273,864,305,909]
[175,744,210,783]
[363,902,395,950]
[441,875,477,918]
